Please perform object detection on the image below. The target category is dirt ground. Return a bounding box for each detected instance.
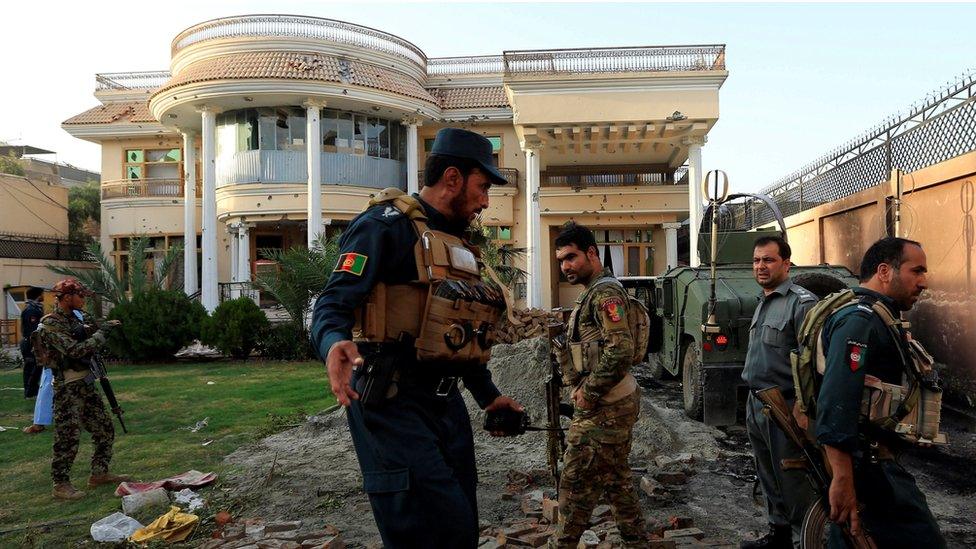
[220,339,976,547]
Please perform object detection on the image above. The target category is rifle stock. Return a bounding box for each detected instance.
[546,321,568,488]
[754,387,876,549]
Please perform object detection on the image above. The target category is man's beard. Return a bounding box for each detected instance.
[448,179,474,231]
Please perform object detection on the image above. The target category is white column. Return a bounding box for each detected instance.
[523,146,543,309]
[405,118,421,194]
[685,137,705,268]
[229,225,239,281]
[199,107,219,313]
[237,223,250,286]
[181,130,198,296]
[663,222,681,272]
[305,100,325,248]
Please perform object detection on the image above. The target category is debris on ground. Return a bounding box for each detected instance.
[121,487,171,523]
[172,488,206,512]
[200,519,345,549]
[115,470,217,496]
[129,505,199,544]
[216,337,976,547]
[184,417,210,432]
[90,512,143,542]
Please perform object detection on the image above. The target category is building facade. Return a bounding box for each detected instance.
[63,14,727,312]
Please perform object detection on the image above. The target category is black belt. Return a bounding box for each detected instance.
[399,372,460,398]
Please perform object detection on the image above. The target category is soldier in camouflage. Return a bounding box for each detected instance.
[551,223,646,549]
[37,278,130,500]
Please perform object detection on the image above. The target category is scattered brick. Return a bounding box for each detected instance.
[542,497,559,522]
[577,530,600,548]
[590,504,613,523]
[663,528,705,540]
[649,540,678,549]
[669,516,694,530]
[266,521,302,533]
[654,471,688,486]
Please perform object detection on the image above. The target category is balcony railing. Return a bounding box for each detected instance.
[503,45,726,76]
[102,179,201,200]
[541,166,684,189]
[171,15,427,72]
[418,167,519,187]
[95,71,172,91]
[427,56,505,76]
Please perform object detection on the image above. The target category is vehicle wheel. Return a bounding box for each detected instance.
[793,272,849,300]
[681,342,704,421]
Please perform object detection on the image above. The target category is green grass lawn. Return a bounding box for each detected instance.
[0,360,334,546]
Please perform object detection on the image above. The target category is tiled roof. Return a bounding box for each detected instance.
[430,86,510,110]
[63,102,156,125]
[153,51,438,105]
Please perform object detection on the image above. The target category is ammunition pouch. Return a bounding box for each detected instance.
[568,340,601,375]
[861,375,946,445]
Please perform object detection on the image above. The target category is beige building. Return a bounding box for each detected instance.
[63,14,727,312]
[0,171,93,342]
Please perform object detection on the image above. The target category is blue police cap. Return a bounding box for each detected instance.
[429,128,508,185]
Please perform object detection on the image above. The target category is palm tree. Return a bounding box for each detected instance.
[48,236,184,311]
[252,234,340,355]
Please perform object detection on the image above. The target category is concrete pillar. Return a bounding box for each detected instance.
[181,130,198,296]
[663,222,681,271]
[405,118,421,194]
[523,146,543,309]
[229,224,239,284]
[237,223,251,286]
[305,100,326,248]
[199,107,219,313]
[685,137,705,267]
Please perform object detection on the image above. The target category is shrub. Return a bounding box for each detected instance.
[259,322,313,361]
[201,298,269,360]
[107,290,206,361]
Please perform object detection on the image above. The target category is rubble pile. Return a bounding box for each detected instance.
[494,309,563,344]
[199,520,345,549]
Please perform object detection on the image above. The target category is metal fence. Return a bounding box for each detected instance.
[0,233,91,261]
[750,70,976,228]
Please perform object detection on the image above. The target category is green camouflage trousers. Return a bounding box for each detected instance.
[554,388,645,548]
[52,379,114,483]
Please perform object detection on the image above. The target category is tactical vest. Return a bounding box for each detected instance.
[353,189,513,365]
[565,276,648,404]
[792,289,946,445]
[31,312,93,384]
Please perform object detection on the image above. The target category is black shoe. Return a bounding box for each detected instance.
[740,525,792,549]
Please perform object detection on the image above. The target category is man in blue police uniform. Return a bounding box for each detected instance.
[741,236,818,548]
[817,237,945,548]
[311,127,524,548]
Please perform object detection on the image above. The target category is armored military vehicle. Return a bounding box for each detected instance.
[625,189,857,426]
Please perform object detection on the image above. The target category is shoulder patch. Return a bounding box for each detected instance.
[600,297,624,323]
[381,205,401,219]
[335,253,368,276]
[362,204,407,226]
[847,339,868,372]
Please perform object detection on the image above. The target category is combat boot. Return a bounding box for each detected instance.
[52,482,85,500]
[87,472,132,488]
[740,524,792,549]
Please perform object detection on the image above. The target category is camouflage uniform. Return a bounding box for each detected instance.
[37,309,115,484]
[554,268,645,548]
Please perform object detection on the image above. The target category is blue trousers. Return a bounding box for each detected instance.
[33,368,54,425]
[347,372,479,549]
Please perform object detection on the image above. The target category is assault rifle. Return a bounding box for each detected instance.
[754,387,876,549]
[90,353,128,434]
[546,320,572,488]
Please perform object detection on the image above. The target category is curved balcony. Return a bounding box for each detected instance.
[216,150,405,190]
[101,178,201,200]
[171,15,427,73]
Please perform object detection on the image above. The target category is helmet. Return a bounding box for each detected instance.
[52,278,93,297]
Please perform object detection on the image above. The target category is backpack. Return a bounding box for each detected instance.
[791,289,923,424]
[578,277,651,366]
[30,314,57,369]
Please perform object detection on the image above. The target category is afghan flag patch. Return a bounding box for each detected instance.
[601,297,624,323]
[335,253,368,276]
[847,340,867,372]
